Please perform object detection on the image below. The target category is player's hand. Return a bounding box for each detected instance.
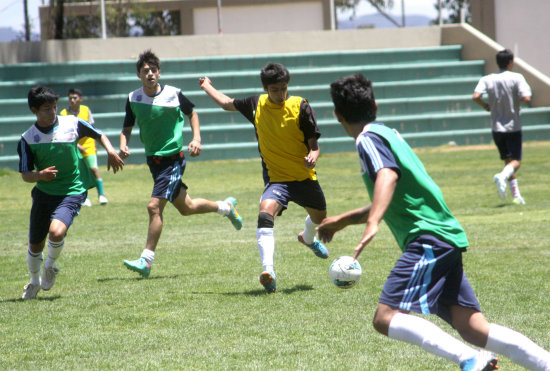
[107,150,124,173]
[353,222,378,260]
[38,166,58,181]
[316,216,345,243]
[188,139,201,157]
[304,155,317,169]
[198,77,212,89]
[119,146,130,159]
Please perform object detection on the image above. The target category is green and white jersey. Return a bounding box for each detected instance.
[356,123,469,251]
[123,85,195,157]
[18,115,101,195]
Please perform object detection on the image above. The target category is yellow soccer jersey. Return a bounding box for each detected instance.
[60,105,96,157]
[234,94,321,183]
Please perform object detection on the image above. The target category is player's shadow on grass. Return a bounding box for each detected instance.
[1,295,61,303]
[223,284,314,296]
[97,274,180,283]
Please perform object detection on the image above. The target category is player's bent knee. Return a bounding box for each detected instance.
[257,212,274,228]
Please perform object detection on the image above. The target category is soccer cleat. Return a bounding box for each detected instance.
[40,266,59,291]
[224,197,242,230]
[460,350,498,371]
[259,271,277,294]
[298,232,329,259]
[493,174,507,200]
[512,195,525,205]
[82,198,92,207]
[99,195,109,205]
[123,257,151,278]
[22,283,40,300]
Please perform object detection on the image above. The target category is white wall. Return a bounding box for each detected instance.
[494,0,550,77]
[193,2,323,34]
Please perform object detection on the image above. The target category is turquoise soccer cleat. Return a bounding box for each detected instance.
[298,232,329,259]
[224,197,242,230]
[124,257,151,278]
[259,271,277,294]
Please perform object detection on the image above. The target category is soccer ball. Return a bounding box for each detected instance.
[329,256,362,289]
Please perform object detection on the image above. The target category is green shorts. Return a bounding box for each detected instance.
[82,154,98,169]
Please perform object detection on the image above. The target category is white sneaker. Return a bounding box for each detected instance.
[99,195,108,205]
[512,195,525,205]
[22,283,40,300]
[40,266,59,291]
[82,198,92,207]
[493,174,507,200]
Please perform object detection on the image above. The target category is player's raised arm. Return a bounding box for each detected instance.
[199,77,237,111]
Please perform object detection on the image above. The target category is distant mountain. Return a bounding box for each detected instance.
[338,13,433,29]
[0,27,18,42]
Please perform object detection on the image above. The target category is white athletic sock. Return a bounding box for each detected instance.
[140,249,155,266]
[301,215,318,245]
[508,178,521,198]
[27,248,43,285]
[44,239,64,269]
[216,200,231,216]
[500,164,515,180]
[485,323,550,371]
[257,228,274,272]
[388,312,477,365]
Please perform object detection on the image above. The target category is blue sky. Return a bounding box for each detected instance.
[0,0,440,41]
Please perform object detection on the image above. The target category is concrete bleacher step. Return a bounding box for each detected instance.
[0,60,484,100]
[0,45,463,83]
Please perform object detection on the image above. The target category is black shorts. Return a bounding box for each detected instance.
[29,187,86,244]
[147,152,188,202]
[261,179,326,215]
[492,131,522,161]
[379,235,481,325]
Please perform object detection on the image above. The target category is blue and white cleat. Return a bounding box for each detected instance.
[259,271,276,294]
[298,232,329,259]
[124,257,151,278]
[460,350,498,371]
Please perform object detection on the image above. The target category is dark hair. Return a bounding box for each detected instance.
[137,49,160,72]
[260,63,290,88]
[496,49,514,69]
[68,88,83,97]
[330,74,376,123]
[28,85,59,110]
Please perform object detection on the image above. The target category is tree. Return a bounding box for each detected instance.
[433,0,471,24]
[23,0,30,41]
[336,0,394,19]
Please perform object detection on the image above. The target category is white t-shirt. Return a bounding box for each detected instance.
[474,70,532,132]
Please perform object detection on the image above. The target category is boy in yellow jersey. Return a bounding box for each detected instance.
[60,88,108,206]
[200,63,329,294]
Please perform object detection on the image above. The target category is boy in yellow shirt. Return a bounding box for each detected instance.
[60,88,108,206]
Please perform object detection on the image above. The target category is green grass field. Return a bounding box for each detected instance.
[1,142,549,370]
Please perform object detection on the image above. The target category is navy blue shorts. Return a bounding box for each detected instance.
[29,187,86,244]
[492,131,522,161]
[147,152,188,202]
[379,235,481,325]
[261,179,326,215]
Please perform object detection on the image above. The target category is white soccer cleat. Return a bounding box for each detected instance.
[99,195,109,205]
[512,195,525,205]
[493,174,507,200]
[82,198,92,207]
[22,283,40,300]
[40,266,59,291]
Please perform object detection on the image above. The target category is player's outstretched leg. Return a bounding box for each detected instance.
[460,350,498,371]
[224,197,242,230]
[259,271,276,294]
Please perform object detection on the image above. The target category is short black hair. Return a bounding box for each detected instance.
[68,88,82,97]
[330,73,376,123]
[496,49,514,69]
[137,49,160,72]
[260,63,290,88]
[28,85,59,110]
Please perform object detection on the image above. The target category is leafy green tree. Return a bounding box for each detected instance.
[433,0,471,24]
